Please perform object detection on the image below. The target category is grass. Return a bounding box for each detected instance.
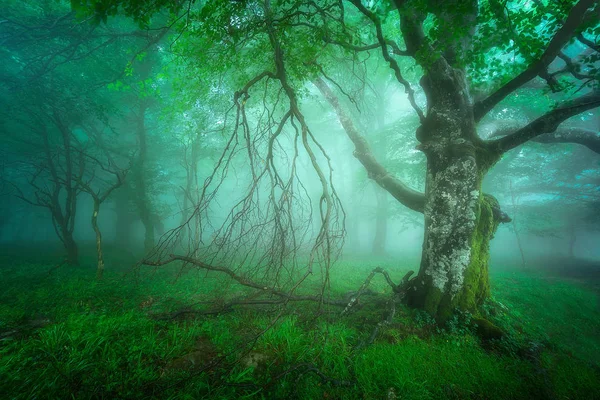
[0,253,599,399]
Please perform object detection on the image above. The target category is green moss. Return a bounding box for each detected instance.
[455,194,499,314]
[423,285,444,317]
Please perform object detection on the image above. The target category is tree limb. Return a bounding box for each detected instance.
[486,120,600,154]
[485,91,600,154]
[313,76,425,213]
[474,0,598,121]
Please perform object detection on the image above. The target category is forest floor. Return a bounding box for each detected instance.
[0,247,599,399]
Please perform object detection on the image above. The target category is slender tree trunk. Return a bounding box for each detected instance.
[509,181,526,265]
[179,133,201,245]
[568,223,576,259]
[371,93,388,256]
[133,100,155,252]
[372,186,388,256]
[90,198,105,280]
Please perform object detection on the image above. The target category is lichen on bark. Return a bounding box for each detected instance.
[408,190,503,324]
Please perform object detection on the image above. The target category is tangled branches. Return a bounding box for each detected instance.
[143,2,345,309]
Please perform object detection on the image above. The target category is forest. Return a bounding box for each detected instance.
[0,0,599,398]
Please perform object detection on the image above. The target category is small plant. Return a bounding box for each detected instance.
[414,310,435,329]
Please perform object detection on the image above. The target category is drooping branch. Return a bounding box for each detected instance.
[313,76,425,213]
[485,91,600,154]
[474,0,598,121]
[146,2,345,300]
[346,0,425,122]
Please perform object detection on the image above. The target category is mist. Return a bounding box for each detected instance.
[1,1,599,399]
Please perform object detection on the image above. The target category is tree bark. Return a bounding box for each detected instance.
[91,198,105,279]
[392,1,511,323]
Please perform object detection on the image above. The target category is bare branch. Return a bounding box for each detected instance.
[143,254,344,305]
[346,0,425,122]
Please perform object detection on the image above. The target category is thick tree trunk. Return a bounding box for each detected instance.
[407,194,500,322]
[313,62,503,322]
[405,64,501,323]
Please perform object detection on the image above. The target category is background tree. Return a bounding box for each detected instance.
[0,0,166,263]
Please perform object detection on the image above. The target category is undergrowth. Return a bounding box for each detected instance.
[0,257,598,399]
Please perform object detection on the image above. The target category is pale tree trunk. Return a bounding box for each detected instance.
[179,132,202,246]
[393,2,509,323]
[371,92,389,256]
[405,67,490,321]
[133,100,155,253]
[91,199,105,280]
[372,186,388,256]
[509,180,526,265]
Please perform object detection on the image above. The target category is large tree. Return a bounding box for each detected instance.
[78,0,600,322]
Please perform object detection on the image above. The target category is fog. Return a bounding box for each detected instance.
[2,72,598,273]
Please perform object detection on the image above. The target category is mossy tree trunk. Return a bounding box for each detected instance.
[317,0,599,323]
[400,59,502,322]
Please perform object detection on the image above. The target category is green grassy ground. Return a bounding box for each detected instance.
[0,254,598,399]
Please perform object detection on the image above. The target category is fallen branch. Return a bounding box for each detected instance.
[342,268,413,316]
